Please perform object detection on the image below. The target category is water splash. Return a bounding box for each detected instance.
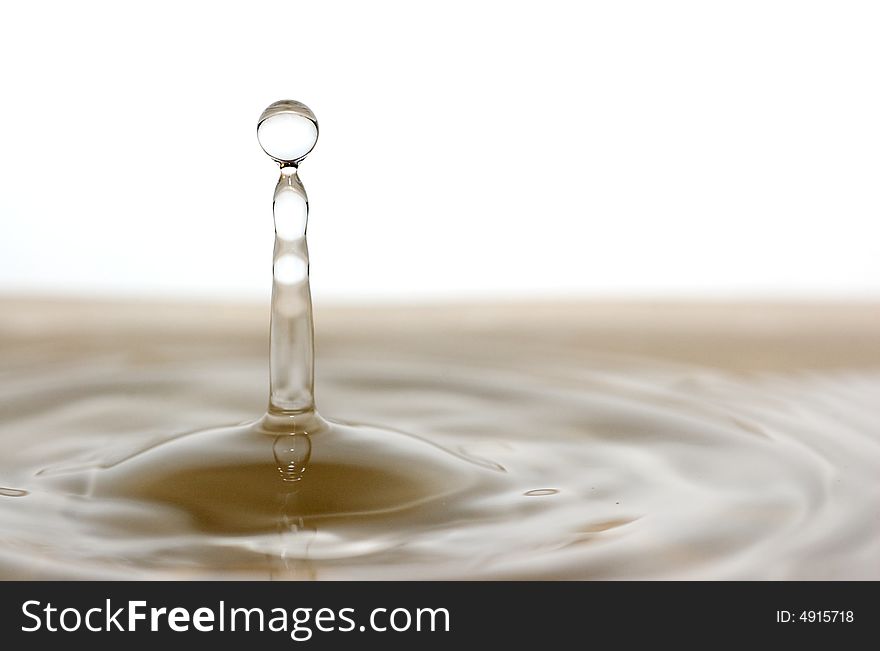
[19,101,492,543]
[260,102,319,416]
[1,105,877,579]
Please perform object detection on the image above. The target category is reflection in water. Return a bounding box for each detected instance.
[274,458,318,580]
[273,434,312,482]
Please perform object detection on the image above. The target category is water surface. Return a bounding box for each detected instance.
[0,299,878,579]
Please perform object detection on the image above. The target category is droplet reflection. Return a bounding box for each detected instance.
[273,434,312,482]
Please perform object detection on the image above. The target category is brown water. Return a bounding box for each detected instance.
[1,298,879,579]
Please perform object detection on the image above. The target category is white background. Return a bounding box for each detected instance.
[1,1,879,301]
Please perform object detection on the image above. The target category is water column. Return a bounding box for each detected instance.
[256,100,320,417]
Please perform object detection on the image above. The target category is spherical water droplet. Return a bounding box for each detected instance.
[258,100,318,165]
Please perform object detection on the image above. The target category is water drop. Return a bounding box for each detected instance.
[257,100,319,166]
[524,489,559,497]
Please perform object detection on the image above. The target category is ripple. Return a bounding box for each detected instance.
[1,330,879,579]
[0,487,28,497]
